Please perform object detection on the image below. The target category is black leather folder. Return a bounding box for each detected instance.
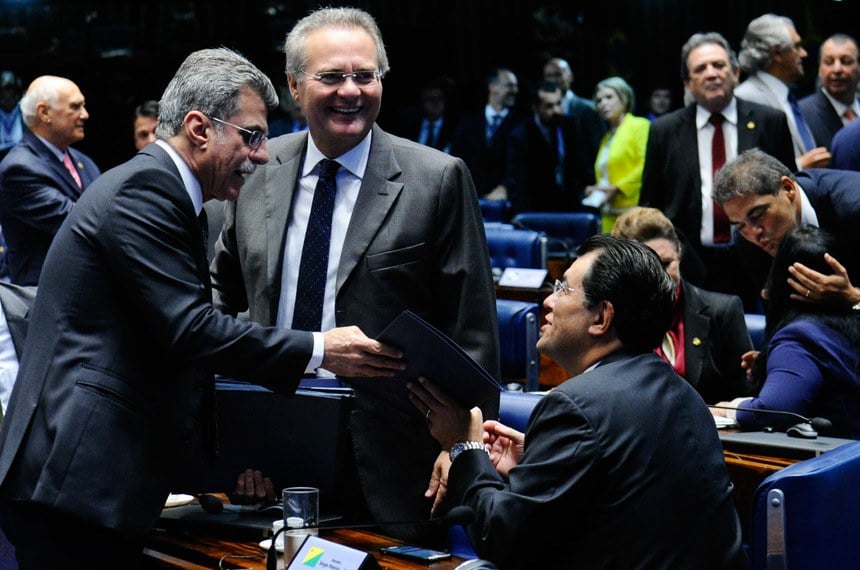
[346,310,502,411]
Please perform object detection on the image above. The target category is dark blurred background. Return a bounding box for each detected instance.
[0,0,852,170]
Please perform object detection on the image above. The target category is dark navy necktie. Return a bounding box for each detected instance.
[292,159,340,331]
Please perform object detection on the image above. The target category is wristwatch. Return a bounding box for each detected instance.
[449,441,489,462]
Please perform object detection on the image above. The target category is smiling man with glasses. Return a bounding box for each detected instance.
[209,7,499,547]
[407,235,746,569]
[715,148,860,309]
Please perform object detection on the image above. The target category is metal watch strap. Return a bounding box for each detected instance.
[449,441,489,462]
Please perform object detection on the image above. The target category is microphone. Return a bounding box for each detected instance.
[266,506,476,570]
[708,404,833,439]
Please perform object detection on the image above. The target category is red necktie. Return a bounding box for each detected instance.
[844,108,857,122]
[62,152,83,189]
[709,114,730,244]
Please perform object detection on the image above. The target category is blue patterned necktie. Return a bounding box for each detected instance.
[487,113,503,143]
[788,91,816,152]
[292,159,340,331]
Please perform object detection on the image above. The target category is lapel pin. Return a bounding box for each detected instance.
[746,121,755,130]
[692,337,702,346]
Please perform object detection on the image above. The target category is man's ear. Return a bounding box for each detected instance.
[36,101,51,123]
[780,176,797,202]
[589,300,615,336]
[287,74,301,106]
[183,111,210,149]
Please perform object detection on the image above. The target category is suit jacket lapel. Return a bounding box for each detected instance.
[679,105,700,191]
[681,283,708,387]
[736,100,760,152]
[1,297,30,358]
[25,132,81,198]
[336,125,403,292]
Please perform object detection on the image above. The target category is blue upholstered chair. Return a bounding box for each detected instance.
[511,212,601,260]
[499,391,544,431]
[496,299,540,392]
[479,199,512,223]
[485,227,547,272]
[744,313,766,350]
[748,440,860,569]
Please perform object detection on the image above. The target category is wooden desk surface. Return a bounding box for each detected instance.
[146,506,467,570]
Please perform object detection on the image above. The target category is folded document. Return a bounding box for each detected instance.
[345,310,502,411]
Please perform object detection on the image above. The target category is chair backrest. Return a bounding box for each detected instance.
[485,227,547,271]
[511,212,601,257]
[745,313,766,350]
[499,391,544,432]
[748,440,860,569]
[496,299,541,392]
[479,198,512,222]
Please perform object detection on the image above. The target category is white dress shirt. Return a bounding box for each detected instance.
[277,131,371,373]
[696,99,738,246]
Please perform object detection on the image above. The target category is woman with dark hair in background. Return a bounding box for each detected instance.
[713,225,860,438]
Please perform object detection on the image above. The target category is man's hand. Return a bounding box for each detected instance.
[797,147,831,170]
[424,450,451,516]
[482,420,524,477]
[788,253,860,309]
[231,468,275,505]
[320,326,404,377]
[407,377,482,449]
[740,350,760,381]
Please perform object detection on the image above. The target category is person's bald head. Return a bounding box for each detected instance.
[20,75,89,151]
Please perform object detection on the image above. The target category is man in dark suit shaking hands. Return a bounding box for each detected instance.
[0,48,403,568]
[210,7,499,546]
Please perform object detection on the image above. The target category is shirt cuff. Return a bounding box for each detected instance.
[726,397,753,420]
[304,332,325,374]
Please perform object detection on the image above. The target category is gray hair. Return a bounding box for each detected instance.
[738,14,795,74]
[680,32,739,81]
[285,7,390,82]
[19,77,63,128]
[713,149,793,204]
[155,47,277,139]
[594,76,635,113]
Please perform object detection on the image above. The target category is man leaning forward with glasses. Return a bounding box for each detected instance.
[209,7,499,546]
[0,48,406,568]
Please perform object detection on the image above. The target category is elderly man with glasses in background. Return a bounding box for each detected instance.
[209,7,499,547]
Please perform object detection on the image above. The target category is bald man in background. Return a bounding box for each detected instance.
[0,76,100,285]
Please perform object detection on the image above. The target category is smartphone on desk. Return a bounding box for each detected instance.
[380,545,452,562]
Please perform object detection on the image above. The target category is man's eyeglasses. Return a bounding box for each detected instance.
[552,279,584,298]
[300,70,383,87]
[211,117,267,151]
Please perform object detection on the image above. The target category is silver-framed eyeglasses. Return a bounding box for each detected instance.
[553,279,583,298]
[300,70,383,86]
[211,117,267,151]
